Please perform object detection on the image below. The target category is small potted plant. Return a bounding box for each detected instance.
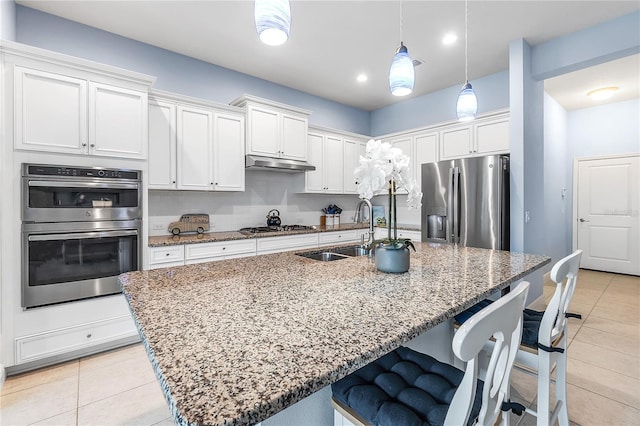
[354,139,422,273]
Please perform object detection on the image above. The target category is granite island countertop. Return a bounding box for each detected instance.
[121,243,549,426]
[148,222,421,247]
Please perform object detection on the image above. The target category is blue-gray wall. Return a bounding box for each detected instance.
[15,5,370,135]
[370,70,509,136]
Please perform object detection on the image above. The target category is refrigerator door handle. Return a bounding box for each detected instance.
[447,167,454,243]
[452,167,460,244]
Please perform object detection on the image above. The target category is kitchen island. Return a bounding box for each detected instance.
[120,242,549,426]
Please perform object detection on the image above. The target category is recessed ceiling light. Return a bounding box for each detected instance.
[442,32,457,45]
[357,73,368,83]
[587,86,618,101]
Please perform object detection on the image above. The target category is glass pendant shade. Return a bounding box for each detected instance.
[389,43,414,97]
[255,0,291,46]
[456,82,477,121]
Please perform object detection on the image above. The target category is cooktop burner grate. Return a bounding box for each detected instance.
[238,225,316,234]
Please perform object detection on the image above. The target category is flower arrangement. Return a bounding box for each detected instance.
[354,139,422,250]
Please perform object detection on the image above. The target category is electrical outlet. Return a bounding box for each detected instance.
[152,224,164,230]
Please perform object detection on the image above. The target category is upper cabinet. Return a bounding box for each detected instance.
[305,126,368,195]
[4,41,154,160]
[148,91,245,192]
[382,131,438,193]
[231,95,311,161]
[439,113,509,160]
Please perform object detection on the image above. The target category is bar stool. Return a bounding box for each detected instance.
[331,281,530,426]
[454,250,583,425]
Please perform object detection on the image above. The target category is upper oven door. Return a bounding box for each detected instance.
[23,178,142,222]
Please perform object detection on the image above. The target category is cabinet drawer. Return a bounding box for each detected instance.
[149,245,185,265]
[395,230,422,242]
[185,239,257,261]
[15,315,138,364]
[318,230,360,245]
[256,234,318,254]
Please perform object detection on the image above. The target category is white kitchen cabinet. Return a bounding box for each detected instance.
[177,105,214,190]
[374,228,421,242]
[13,66,149,159]
[148,100,177,189]
[148,245,185,269]
[15,315,138,365]
[231,95,311,161]
[343,138,367,194]
[318,229,365,245]
[185,239,256,264]
[439,113,509,160]
[414,131,439,190]
[256,233,319,255]
[88,82,148,159]
[305,131,344,193]
[150,92,245,192]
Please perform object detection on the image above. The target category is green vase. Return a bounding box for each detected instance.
[375,244,410,273]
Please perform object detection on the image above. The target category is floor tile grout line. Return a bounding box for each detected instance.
[76,379,159,410]
[567,380,640,411]
[571,333,640,359]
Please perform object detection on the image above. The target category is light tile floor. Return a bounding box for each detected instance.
[0,269,638,425]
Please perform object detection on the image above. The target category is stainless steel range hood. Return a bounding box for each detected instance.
[245,155,316,172]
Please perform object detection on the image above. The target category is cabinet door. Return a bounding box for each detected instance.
[148,100,177,189]
[475,117,509,155]
[177,106,213,190]
[281,113,308,160]
[306,132,325,192]
[14,67,87,154]
[414,132,438,190]
[247,105,279,157]
[389,136,413,193]
[440,125,472,160]
[89,82,148,159]
[343,139,361,194]
[213,112,245,191]
[325,136,344,193]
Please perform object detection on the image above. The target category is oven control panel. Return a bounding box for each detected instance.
[24,164,140,180]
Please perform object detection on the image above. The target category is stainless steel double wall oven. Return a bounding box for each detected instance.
[21,164,142,308]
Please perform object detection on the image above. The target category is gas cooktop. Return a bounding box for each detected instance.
[238,225,317,235]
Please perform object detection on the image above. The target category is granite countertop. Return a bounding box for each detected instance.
[148,222,421,247]
[121,243,549,426]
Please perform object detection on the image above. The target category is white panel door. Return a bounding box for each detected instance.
[177,106,213,190]
[390,136,413,194]
[475,117,510,155]
[576,155,640,275]
[325,136,344,193]
[306,132,324,192]
[89,82,148,159]
[148,100,177,189]
[247,105,279,156]
[281,113,308,160]
[343,139,361,194]
[14,67,87,154]
[440,125,472,160]
[213,112,245,191]
[414,132,438,191]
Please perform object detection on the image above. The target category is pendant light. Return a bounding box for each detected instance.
[389,2,414,97]
[456,0,477,121]
[255,0,291,46]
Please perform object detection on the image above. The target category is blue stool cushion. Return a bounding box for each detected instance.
[331,346,483,426]
[454,300,543,348]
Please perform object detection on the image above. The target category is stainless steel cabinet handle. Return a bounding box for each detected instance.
[579,218,590,222]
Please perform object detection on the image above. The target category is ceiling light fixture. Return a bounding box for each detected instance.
[456,0,477,121]
[255,0,291,46]
[442,33,457,45]
[357,73,368,83]
[389,1,414,97]
[587,86,618,101]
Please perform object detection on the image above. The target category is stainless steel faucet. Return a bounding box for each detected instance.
[355,199,375,248]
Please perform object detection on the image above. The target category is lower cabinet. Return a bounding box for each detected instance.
[148,245,185,269]
[318,229,368,245]
[15,315,138,365]
[256,234,319,255]
[374,228,422,242]
[184,239,257,265]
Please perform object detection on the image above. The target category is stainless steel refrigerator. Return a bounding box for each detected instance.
[421,155,510,250]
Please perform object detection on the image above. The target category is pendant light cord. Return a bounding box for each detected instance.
[464,0,468,82]
[399,1,403,43]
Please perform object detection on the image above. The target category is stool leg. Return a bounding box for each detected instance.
[556,350,570,426]
[537,351,551,426]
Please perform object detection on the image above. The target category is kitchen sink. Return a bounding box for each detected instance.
[297,245,371,261]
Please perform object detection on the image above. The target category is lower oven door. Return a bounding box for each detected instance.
[22,220,141,308]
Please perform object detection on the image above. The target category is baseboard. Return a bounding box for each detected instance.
[0,364,6,389]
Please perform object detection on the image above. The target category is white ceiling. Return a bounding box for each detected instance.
[16,0,640,111]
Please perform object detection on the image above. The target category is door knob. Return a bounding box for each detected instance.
[579,218,590,222]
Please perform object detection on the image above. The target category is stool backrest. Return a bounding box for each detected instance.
[446,281,530,426]
[540,249,583,348]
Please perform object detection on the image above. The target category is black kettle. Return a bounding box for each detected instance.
[266,209,282,227]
